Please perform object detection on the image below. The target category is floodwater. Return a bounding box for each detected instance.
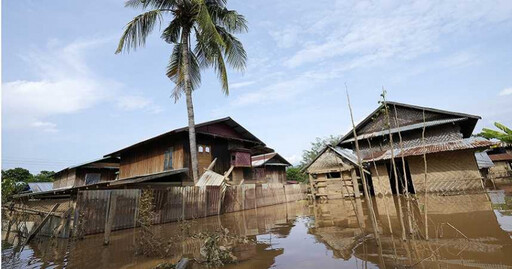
[3,187,512,269]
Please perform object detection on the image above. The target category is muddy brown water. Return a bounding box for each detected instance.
[3,189,512,268]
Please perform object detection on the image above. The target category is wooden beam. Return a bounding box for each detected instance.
[351,169,361,198]
[22,203,60,248]
[104,193,118,245]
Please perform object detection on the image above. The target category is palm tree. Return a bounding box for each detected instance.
[478,122,512,144]
[116,0,247,183]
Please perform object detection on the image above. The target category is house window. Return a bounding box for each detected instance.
[85,173,101,185]
[205,146,210,153]
[198,146,204,153]
[164,147,173,170]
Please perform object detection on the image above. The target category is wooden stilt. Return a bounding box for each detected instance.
[22,203,60,248]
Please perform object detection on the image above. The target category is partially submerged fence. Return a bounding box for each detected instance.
[76,183,306,236]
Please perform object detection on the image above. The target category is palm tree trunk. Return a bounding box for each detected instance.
[182,30,199,183]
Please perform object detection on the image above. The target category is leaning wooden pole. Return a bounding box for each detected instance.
[422,109,429,240]
[393,104,414,235]
[346,88,380,245]
[381,90,407,241]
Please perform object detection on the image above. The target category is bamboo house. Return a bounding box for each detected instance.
[305,101,495,198]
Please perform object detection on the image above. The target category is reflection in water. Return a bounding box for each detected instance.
[3,191,512,268]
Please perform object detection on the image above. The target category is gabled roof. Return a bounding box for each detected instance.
[251,152,292,167]
[364,137,494,162]
[338,101,481,145]
[301,145,361,172]
[105,117,265,157]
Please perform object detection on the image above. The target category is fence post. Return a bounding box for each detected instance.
[104,192,118,245]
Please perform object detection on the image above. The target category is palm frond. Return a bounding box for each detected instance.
[167,43,201,101]
[194,0,225,48]
[116,9,163,54]
[125,0,179,9]
[216,26,246,71]
[207,5,248,33]
[495,122,512,135]
[161,18,182,44]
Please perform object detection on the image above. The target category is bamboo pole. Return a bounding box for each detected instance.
[392,104,415,235]
[346,88,381,245]
[422,109,429,240]
[381,89,407,241]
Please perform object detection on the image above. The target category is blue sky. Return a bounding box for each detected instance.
[2,0,512,173]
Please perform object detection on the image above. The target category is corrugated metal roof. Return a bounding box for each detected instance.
[330,146,359,166]
[364,137,495,162]
[196,170,227,187]
[341,118,467,143]
[251,152,291,167]
[489,153,512,162]
[109,168,188,186]
[27,182,54,193]
[475,152,495,169]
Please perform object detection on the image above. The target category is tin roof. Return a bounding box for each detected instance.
[340,118,467,144]
[489,153,512,162]
[251,153,291,167]
[27,182,54,193]
[364,137,495,162]
[475,151,495,169]
[196,170,227,187]
[338,101,481,145]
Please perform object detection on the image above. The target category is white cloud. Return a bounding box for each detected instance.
[282,0,512,69]
[231,76,315,106]
[285,154,301,165]
[499,87,512,96]
[31,121,58,133]
[230,80,256,89]
[2,38,161,131]
[269,26,301,48]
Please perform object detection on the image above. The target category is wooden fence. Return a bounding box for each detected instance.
[76,183,305,236]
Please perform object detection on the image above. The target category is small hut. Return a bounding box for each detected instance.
[302,145,366,199]
[251,153,291,183]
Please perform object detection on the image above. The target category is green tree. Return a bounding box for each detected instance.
[116,0,247,183]
[286,166,308,183]
[1,168,32,202]
[301,135,341,166]
[32,170,56,182]
[478,122,512,144]
[1,168,32,182]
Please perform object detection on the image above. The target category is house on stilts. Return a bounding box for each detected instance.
[305,101,495,198]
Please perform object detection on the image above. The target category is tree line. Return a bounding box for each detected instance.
[1,168,55,202]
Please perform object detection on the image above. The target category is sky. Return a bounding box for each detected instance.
[2,0,512,173]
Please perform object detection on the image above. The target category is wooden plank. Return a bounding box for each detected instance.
[22,203,60,247]
[104,193,118,245]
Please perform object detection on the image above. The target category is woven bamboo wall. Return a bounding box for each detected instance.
[370,164,392,195]
[488,161,512,178]
[408,150,482,193]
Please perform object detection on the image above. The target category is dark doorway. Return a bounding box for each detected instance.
[386,159,415,194]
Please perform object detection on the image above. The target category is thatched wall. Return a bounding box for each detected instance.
[370,164,392,195]
[408,150,482,193]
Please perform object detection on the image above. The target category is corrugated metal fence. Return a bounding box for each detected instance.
[76,183,305,236]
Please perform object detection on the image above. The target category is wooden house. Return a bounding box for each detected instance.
[488,152,512,180]
[250,153,291,183]
[338,101,494,194]
[104,117,275,186]
[52,156,119,189]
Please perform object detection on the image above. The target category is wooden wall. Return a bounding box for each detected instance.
[75,183,306,236]
[119,135,186,179]
[53,169,76,189]
[74,168,118,186]
[408,150,483,193]
[488,161,512,179]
